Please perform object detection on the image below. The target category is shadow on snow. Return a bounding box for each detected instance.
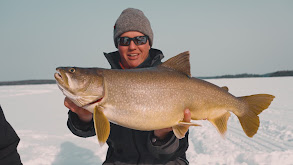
[52,141,103,165]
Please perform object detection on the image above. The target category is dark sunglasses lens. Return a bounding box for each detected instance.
[118,37,130,46]
[134,36,148,45]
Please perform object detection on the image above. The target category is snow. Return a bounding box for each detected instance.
[1,77,292,165]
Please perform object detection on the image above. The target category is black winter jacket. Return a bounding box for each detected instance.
[0,105,22,165]
[67,48,189,165]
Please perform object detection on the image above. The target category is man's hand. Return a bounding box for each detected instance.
[154,109,191,140]
[64,97,93,123]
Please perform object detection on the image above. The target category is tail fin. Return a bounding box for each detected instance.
[238,94,275,137]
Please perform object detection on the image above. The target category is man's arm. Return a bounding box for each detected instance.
[65,98,96,137]
[67,111,96,137]
[146,109,191,164]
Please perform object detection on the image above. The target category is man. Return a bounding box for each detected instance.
[65,8,191,164]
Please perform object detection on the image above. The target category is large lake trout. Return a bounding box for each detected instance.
[54,51,275,144]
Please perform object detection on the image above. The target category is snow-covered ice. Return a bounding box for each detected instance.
[1,77,292,165]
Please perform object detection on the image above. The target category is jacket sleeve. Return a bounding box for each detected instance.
[0,106,22,165]
[147,131,189,164]
[67,110,96,138]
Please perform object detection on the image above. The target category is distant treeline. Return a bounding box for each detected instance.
[199,70,293,79]
[0,80,56,86]
[1,70,292,86]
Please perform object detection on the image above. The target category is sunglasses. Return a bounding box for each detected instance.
[117,36,148,46]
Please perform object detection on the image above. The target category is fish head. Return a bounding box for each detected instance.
[54,67,104,107]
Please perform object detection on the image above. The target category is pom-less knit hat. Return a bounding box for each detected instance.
[114,8,153,48]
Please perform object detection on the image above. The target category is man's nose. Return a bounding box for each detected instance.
[128,40,137,50]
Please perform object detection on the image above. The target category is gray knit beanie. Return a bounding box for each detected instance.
[114,8,153,48]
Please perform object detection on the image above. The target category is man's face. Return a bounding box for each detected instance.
[118,31,150,69]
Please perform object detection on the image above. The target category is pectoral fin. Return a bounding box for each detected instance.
[93,106,110,145]
[178,121,201,127]
[173,122,201,139]
[209,111,231,137]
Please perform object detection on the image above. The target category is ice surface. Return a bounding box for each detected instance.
[1,77,292,165]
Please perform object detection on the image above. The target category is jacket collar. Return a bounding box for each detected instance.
[103,48,164,69]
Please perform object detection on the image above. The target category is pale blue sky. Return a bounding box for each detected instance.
[1,0,292,81]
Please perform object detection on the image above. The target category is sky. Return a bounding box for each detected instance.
[1,0,293,81]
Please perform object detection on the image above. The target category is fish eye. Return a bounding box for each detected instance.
[69,68,75,73]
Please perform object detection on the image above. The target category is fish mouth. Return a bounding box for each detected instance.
[54,71,62,82]
[54,69,70,95]
[54,68,67,86]
[54,71,66,94]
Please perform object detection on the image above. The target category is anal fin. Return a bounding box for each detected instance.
[209,111,231,137]
[93,106,110,145]
[173,122,201,139]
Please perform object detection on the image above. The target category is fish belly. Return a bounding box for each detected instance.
[103,87,187,130]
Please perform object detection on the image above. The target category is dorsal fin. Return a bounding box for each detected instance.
[160,51,191,77]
